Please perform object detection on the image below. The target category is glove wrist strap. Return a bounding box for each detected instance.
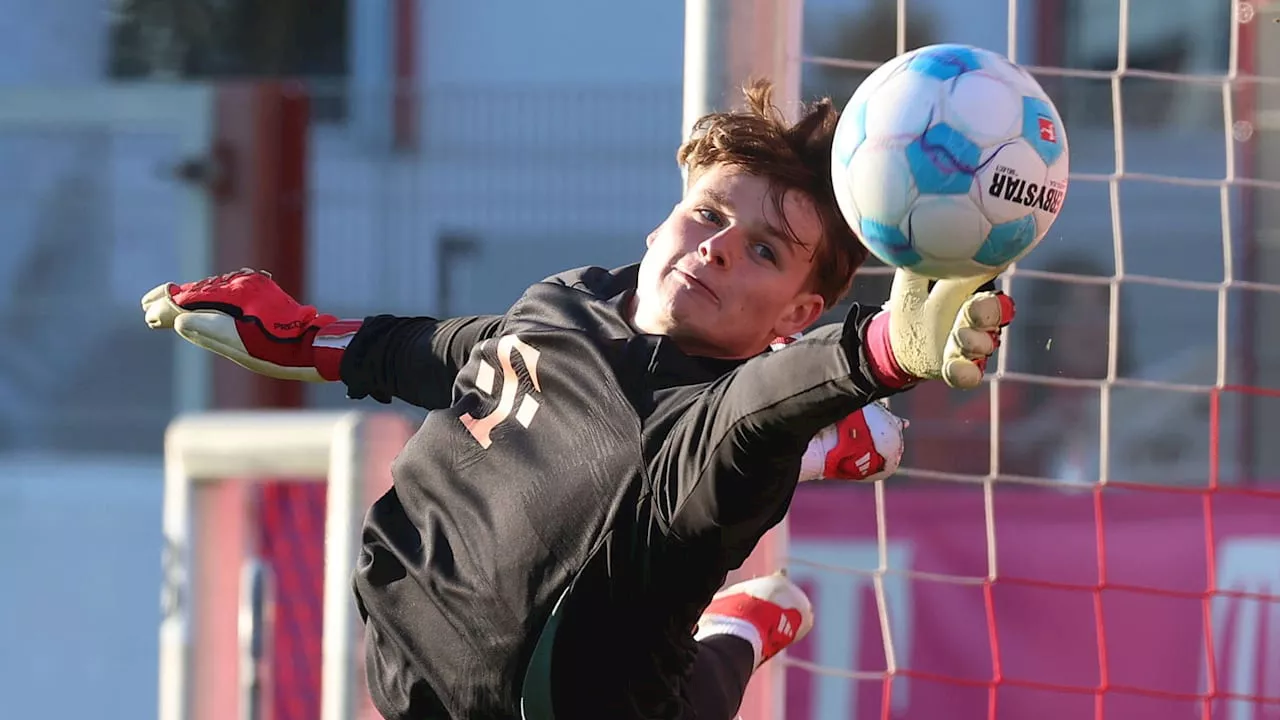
[865,311,917,390]
[313,319,364,381]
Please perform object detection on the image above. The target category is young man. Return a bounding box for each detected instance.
[143,82,1012,720]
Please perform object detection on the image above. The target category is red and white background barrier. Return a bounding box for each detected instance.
[782,483,1280,719]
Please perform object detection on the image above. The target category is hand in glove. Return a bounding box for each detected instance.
[797,401,907,483]
[772,335,908,483]
[867,270,1015,390]
[141,268,360,382]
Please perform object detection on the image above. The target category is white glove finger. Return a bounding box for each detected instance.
[173,311,249,360]
[943,356,985,390]
[173,311,323,382]
[142,283,182,329]
[140,282,173,307]
[962,293,1001,330]
[954,327,995,360]
[962,292,1014,331]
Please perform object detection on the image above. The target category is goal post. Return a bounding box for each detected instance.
[682,1,805,718]
[158,410,415,720]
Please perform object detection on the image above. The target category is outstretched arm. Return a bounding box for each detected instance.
[142,268,501,410]
[651,308,891,562]
[654,269,1013,564]
[339,313,502,408]
[768,336,906,484]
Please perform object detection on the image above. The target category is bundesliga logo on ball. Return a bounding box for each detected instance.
[830,43,1071,280]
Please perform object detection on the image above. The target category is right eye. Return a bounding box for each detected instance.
[695,208,725,227]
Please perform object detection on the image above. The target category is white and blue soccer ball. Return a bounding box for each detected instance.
[831,43,1070,279]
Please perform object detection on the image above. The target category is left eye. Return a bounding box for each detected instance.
[753,243,777,263]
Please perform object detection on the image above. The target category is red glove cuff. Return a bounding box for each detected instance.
[865,311,917,390]
[312,319,363,381]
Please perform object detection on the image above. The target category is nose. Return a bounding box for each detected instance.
[697,229,739,269]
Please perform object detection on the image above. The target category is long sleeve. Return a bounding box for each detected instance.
[650,304,901,563]
[339,313,503,409]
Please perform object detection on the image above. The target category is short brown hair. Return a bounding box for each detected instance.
[676,79,867,308]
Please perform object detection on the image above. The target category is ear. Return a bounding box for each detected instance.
[772,292,826,338]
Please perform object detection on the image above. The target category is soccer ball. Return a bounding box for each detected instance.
[831,43,1069,280]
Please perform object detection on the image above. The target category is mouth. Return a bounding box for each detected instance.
[674,269,720,304]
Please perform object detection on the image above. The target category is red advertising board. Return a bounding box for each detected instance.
[781,483,1280,719]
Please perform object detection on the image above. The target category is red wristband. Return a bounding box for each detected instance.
[312,319,364,381]
[865,311,917,389]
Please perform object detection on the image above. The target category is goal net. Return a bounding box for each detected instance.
[777,0,1280,719]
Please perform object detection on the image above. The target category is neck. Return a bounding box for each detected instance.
[626,294,766,360]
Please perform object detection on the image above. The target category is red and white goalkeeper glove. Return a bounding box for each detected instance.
[141,268,360,382]
[772,335,907,483]
[797,401,906,483]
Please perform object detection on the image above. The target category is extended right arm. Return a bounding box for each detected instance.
[339,313,502,408]
[142,269,501,411]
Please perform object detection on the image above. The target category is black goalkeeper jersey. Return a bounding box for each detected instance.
[342,264,897,720]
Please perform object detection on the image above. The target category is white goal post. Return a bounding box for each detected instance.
[158,410,416,720]
[683,2,803,719]
[156,400,790,720]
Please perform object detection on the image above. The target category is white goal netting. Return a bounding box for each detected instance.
[780,1,1280,719]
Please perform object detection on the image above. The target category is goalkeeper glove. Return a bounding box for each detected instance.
[141,268,360,382]
[868,269,1015,390]
[772,334,907,483]
[797,401,906,483]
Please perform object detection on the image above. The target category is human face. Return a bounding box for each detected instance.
[632,164,827,359]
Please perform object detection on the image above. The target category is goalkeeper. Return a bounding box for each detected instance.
[143,81,1014,720]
